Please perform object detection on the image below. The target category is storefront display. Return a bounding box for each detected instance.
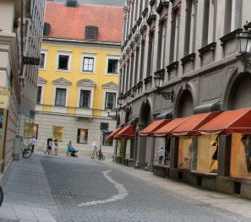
[196,134,218,174]
[178,136,192,170]
[231,133,251,178]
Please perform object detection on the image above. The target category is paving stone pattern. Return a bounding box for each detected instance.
[0,154,250,222]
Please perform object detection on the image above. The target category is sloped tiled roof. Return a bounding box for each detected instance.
[44,2,123,43]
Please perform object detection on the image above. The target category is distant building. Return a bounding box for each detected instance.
[35,1,123,155]
[0,0,45,171]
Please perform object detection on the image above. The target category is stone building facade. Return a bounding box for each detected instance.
[118,0,251,197]
[0,0,45,172]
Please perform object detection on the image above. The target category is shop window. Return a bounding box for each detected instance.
[79,90,91,108]
[77,128,88,144]
[105,92,116,110]
[107,58,119,74]
[55,88,67,107]
[195,134,219,174]
[82,57,94,72]
[24,123,38,138]
[39,52,45,69]
[37,86,42,104]
[178,136,193,170]
[57,54,70,71]
[53,126,64,141]
[231,134,251,178]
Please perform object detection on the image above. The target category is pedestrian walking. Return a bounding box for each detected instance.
[31,136,37,153]
[158,147,164,164]
[91,141,98,159]
[54,139,59,156]
[46,138,53,155]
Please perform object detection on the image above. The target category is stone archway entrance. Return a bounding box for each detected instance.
[136,100,152,168]
[176,89,194,117]
[227,73,251,110]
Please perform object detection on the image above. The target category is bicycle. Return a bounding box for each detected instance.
[22,143,34,159]
[97,150,105,160]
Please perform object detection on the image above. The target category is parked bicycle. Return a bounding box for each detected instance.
[97,149,105,160]
[22,143,34,159]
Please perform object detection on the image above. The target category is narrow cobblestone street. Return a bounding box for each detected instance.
[0,154,250,222]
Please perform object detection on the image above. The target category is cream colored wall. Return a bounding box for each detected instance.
[0,0,15,33]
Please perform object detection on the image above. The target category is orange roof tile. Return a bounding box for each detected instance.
[45,2,123,43]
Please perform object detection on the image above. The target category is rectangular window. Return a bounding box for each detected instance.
[82,57,94,72]
[37,86,42,104]
[100,122,109,131]
[170,8,180,63]
[147,31,155,76]
[157,20,167,69]
[55,88,66,107]
[107,58,119,74]
[40,52,45,69]
[139,39,145,81]
[57,54,70,71]
[105,92,116,110]
[77,128,88,144]
[53,126,64,141]
[79,90,91,108]
[202,0,210,46]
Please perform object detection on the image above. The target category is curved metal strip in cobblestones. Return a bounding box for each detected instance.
[78,170,128,207]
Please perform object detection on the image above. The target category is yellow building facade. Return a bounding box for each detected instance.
[34,1,123,155]
[35,39,120,153]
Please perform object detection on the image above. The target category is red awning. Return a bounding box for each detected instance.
[171,112,220,136]
[106,127,123,141]
[139,119,170,136]
[198,108,251,134]
[154,117,189,136]
[114,125,135,139]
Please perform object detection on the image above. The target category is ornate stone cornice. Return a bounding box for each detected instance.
[102,81,118,90]
[77,79,96,87]
[53,77,72,86]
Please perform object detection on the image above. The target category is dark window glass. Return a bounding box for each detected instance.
[40,53,45,69]
[58,55,69,70]
[105,92,116,110]
[83,57,94,72]
[77,128,88,144]
[55,88,66,106]
[79,90,91,108]
[37,86,42,104]
[107,59,119,74]
[100,122,109,131]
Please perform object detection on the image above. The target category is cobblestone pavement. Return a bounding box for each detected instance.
[0,154,250,222]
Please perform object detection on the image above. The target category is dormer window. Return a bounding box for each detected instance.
[85,26,98,40]
[43,22,51,36]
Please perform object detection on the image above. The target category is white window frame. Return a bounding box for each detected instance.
[56,51,72,72]
[53,86,69,107]
[37,84,44,105]
[39,50,47,70]
[81,54,96,73]
[77,86,94,109]
[103,89,117,110]
[106,56,120,75]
